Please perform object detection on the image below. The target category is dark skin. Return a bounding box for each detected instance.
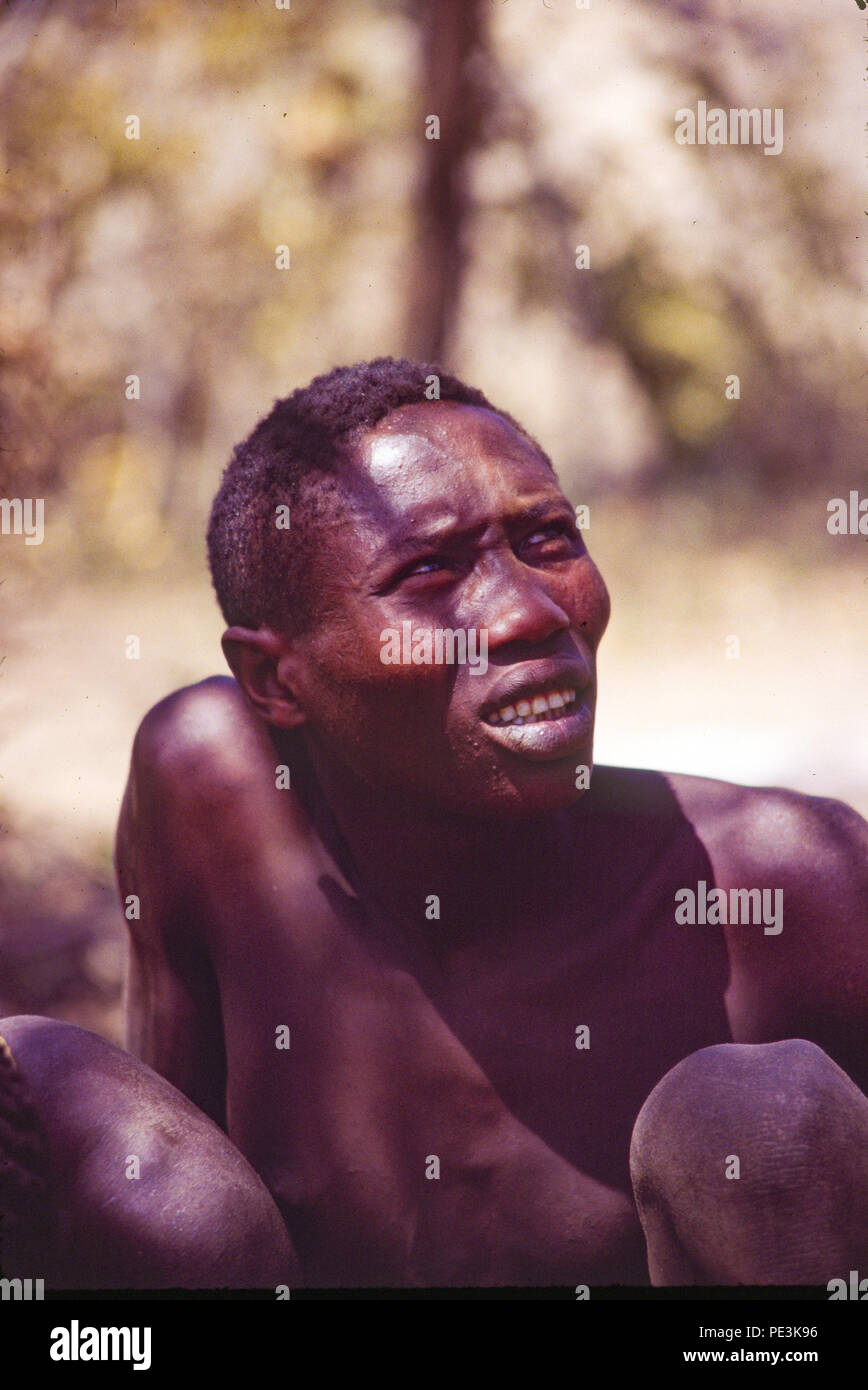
[0,1014,298,1289]
[103,401,868,1287]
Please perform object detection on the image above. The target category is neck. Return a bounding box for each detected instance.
[299,745,589,945]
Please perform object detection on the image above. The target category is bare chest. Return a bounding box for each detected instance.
[216,865,732,1284]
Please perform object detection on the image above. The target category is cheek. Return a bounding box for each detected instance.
[555,558,611,648]
[585,563,611,646]
[304,625,458,750]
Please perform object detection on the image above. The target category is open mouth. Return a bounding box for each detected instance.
[480,682,594,761]
[485,687,579,727]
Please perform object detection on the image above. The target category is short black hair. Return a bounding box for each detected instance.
[207,356,547,633]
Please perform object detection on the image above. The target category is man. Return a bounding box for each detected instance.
[2,357,866,1288]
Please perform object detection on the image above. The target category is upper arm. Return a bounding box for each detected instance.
[769,794,868,1088]
[115,674,352,1129]
[122,893,227,1130]
[716,786,868,1089]
[116,682,236,1127]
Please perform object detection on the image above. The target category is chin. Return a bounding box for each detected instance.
[454,756,594,821]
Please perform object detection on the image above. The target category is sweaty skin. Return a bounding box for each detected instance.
[109,402,868,1289]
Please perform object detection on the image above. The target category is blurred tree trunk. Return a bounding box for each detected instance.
[403,0,487,364]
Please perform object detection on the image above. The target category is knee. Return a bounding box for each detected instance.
[630,1040,868,1284]
[0,1016,120,1137]
[2,1017,298,1287]
[630,1039,860,1203]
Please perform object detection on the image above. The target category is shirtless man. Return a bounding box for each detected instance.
[2,357,866,1289]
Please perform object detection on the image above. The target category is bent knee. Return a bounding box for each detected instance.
[1,1017,298,1286]
[631,1040,866,1196]
[630,1040,868,1284]
[2,1012,120,1079]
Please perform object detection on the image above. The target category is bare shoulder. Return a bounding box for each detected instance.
[118,676,289,903]
[135,673,246,731]
[124,675,313,835]
[660,769,868,902]
[122,675,329,873]
[131,676,263,788]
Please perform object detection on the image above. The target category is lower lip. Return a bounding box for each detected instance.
[480,699,594,762]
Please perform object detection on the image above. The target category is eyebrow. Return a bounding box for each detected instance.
[371,498,577,567]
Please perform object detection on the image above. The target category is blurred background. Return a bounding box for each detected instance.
[0,0,865,1043]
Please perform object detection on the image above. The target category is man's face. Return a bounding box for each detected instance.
[286,401,611,818]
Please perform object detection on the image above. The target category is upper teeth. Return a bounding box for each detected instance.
[487,688,577,726]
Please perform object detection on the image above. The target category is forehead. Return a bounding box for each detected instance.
[337,402,563,531]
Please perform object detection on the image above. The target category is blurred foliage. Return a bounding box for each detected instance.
[0,0,863,562]
[0,0,417,552]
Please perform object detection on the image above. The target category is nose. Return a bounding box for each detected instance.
[470,555,571,651]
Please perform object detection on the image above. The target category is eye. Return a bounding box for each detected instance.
[406,556,445,576]
[521,520,581,557]
[392,553,454,586]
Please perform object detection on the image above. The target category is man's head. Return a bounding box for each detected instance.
[208,358,611,819]
[208,357,537,636]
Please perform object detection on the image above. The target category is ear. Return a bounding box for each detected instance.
[221,626,307,730]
